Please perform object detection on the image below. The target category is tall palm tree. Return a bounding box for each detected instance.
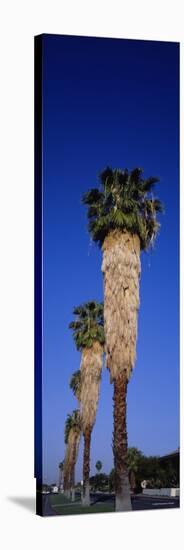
[58,461,64,492]
[82,166,163,511]
[95,460,102,472]
[63,410,81,499]
[69,301,105,506]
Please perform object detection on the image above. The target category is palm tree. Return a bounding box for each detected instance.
[69,301,105,506]
[127,447,143,493]
[82,166,163,511]
[58,461,64,492]
[95,460,102,472]
[69,370,82,500]
[63,410,81,500]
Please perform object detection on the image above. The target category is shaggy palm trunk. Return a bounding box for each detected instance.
[113,374,131,511]
[58,468,63,492]
[63,467,70,498]
[70,468,75,502]
[63,460,69,495]
[63,430,79,498]
[63,443,71,496]
[82,426,92,506]
[80,342,103,506]
[102,230,141,512]
[70,431,81,502]
[63,473,70,499]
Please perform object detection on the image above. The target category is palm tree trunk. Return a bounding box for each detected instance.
[58,470,61,492]
[102,230,140,380]
[102,230,141,511]
[63,467,71,498]
[80,343,103,506]
[113,373,132,511]
[80,344,103,430]
[70,431,81,502]
[63,443,72,498]
[70,467,75,502]
[82,426,91,506]
[63,474,70,498]
[63,429,80,499]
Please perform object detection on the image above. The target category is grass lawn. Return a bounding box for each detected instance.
[50,494,114,515]
[50,493,71,505]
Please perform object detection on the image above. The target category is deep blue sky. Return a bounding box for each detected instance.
[42,35,179,484]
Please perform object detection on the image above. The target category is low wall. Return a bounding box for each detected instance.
[143,488,180,497]
[170,488,180,497]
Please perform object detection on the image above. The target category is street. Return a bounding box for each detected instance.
[89,492,179,511]
[41,492,179,516]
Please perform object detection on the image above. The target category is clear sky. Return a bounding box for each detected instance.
[41,35,179,484]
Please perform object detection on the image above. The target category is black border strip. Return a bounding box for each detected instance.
[34,34,43,516]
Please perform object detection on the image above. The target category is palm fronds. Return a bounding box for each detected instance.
[64,410,81,444]
[82,166,164,249]
[70,370,82,402]
[69,301,105,351]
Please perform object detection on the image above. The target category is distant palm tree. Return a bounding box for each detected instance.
[69,301,105,506]
[63,410,81,499]
[82,166,163,511]
[95,460,102,472]
[127,447,143,492]
[69,370,82,500]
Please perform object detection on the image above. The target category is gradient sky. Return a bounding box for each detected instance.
[41,35,179,484]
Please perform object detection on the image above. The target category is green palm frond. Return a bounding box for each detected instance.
[140,176,160,192]
[70,370,81,401]
[82,166,163,249]
[82,189,103,206]
[130,167,143,183]
[69,301,105,350]
[98,166,114,186]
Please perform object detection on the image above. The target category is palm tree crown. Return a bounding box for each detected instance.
[127,447,143,473]
[95,460,102,472]
[69,301,105,350]
[82,166,163,249]
[70,370,81,401]
[64,410,81,444]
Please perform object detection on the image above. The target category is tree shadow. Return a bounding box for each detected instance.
[7,496,35,514]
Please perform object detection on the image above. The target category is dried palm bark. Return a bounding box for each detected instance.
[58,463,64,492]
[102,230,141,511]
[70,431,81,501]
[80,341,103,505]
[63,442,72,494]
[80,342,103,430]
[63,429,80,496]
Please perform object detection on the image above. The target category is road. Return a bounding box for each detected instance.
[90,492,179,510]
[132,495,179,511]
[42,492,179,516]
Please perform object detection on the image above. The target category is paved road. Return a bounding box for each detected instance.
[131,495,179,511]
[42,493,179,516]
[90,492,179,510]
